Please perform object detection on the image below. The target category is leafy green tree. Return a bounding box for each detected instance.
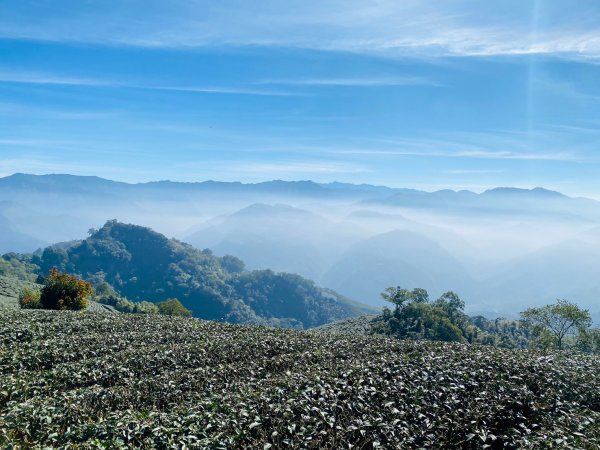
[433,291,466,325]
[411,288,430,304]
[377,287,465,342]
[381,286,429,310]
[521,299,592,349]
[18,287,41,309]
[400,302,463,342]
[157,298,192,317]
[40,268,92,311]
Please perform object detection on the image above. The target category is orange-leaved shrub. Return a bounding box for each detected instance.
[40,268,92,311]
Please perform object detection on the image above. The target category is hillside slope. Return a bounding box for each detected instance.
[185,203,359,280]
[0,276,31,309]
[1,310,598,449]
[322,230,472,306]
[33,220,371,328]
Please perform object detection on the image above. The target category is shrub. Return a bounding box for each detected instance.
[134,301,160,315]
[157,298,192,317]
[18,287,41,309]
[40,268,92,311]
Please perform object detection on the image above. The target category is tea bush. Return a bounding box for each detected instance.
[17,287,40,309]
[1,310,598,448]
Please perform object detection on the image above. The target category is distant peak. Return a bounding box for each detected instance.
[482,187,567,198]
[234,203,313,217]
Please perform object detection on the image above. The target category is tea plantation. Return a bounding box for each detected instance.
[0,276,32,309]
[1,310,599,449]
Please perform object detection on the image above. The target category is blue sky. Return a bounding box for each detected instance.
[1,0,600,197]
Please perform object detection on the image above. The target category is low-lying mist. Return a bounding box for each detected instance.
[2,173,599,321]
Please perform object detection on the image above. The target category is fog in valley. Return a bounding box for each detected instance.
[2,173,599,321]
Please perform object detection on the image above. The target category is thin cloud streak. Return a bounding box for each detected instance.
[256,76,442,87]
[0,72,299,97]
[218,161,371,175]
[332,147,579,162]
[445,169,505,175]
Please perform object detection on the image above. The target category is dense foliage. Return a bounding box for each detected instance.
[521,299,593,350]
[372,287,536,348]
[38,268,92,311]
[0,253,38,282]
[19,220,369,327]
[157,298,192,317]
[94,293,192,317]
[1,310,599,449]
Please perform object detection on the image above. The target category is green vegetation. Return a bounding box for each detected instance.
[521,299,594,350]
[1,310,598,448]
[157,298,192,317]
[17,287,40,309]
[0,276,41,310]
[330,287,600,354]
[38,268,92,311]
[96,294,159,314]
[374,287,530,346]
[0,253,39,282]
[577,328,600,354]
[17,220,370,327]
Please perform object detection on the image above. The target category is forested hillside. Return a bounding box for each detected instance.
[7,220,371,328]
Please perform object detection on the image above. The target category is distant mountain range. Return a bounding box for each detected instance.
[4,173,593,205]
[1,173,599,322]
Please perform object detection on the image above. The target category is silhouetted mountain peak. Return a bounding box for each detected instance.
[232,203,315,219]
[482,187,567,199]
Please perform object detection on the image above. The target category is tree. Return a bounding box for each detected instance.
[157,298,192,317]
[521,299,592,349]
[378,287,466,342]
[40,268,92,311]
[381,287,429,310]
[433,291,466,325]
[411,288,430,304]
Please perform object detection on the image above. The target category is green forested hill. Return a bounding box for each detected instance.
[28,220,371,327]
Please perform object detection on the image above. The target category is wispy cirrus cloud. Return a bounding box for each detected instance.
[222,161,370,176]
[256,76,441,87]
[444,169,505,175]
[333,147,579,162]
[1,1,600,61]
[0,72,299,96]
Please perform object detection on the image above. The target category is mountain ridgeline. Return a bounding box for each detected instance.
[31,221,371,328]
[3,173,600,320]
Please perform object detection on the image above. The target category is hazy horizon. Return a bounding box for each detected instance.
[1,172,597,200]
[2,1,600,198]
[2,172,600,323]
